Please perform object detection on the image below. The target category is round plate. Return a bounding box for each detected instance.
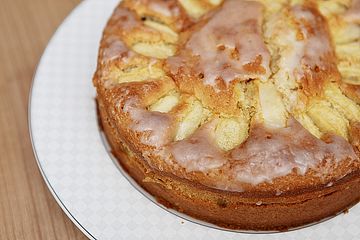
[29,0,360,239]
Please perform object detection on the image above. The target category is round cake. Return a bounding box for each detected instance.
[93,0,360,231]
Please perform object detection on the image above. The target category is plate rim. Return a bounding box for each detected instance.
[28,1,97,239]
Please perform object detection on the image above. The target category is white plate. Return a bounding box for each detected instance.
[29,0,360,239]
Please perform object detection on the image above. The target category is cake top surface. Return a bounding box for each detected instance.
[94,0,360,193]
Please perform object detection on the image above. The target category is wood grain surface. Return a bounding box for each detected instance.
[0,0,88,239]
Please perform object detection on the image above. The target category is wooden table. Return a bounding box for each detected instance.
[0,0,88,239]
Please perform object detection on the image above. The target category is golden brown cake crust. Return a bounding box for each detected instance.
[94,0,360,230]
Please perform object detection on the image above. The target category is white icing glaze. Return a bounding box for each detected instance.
[112,7,140,30]
[148,1,177,17]
[170,121,227,172]
[275,189,283,196]
[291,6,333,79]
[124,101,174,147]
[102,36,135,62]
[100,8,139,64]
[345,0,360,23]
[326,182,333,187]
[231,119,358,185]
[168,0,270,87]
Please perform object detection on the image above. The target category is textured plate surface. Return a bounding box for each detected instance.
[29,0,360,239]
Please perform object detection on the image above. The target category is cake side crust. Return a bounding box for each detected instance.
[98,98,360,231]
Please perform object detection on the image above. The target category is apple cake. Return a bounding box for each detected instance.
[93,0,360,231]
